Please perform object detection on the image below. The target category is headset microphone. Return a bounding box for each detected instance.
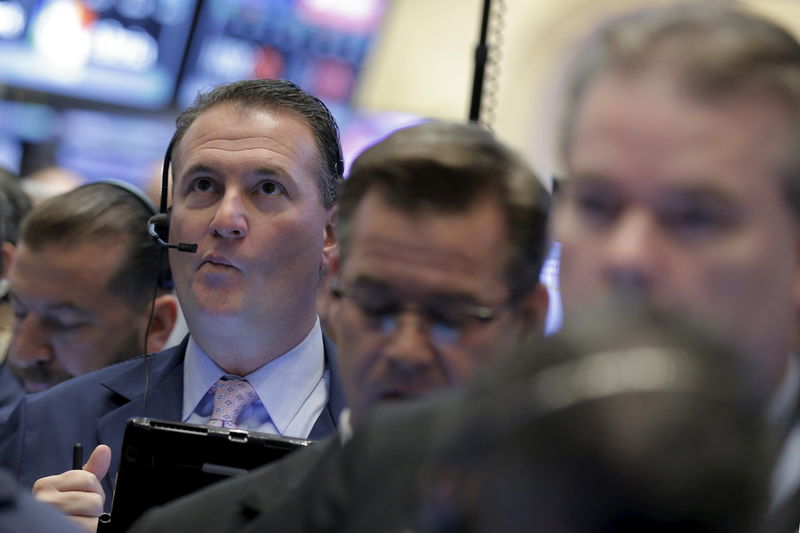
[147,214,198,253]
[148,135,198,253]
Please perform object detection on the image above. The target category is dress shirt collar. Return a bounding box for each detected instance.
[182,317,326,434]
[338,408,353,444]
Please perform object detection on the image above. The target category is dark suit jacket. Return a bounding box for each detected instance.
[0,335,345,509]
[128,436,341,533]
[0,468,83,533]
[230,391,470,533]
[0,361,23,425]
[230,337,594,533]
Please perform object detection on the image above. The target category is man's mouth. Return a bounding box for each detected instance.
[201,253,237,269]
[10,365,60,393]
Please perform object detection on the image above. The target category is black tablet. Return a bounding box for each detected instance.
[105,417,310,532]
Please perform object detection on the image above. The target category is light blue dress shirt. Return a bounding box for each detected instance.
[181,317,329,439]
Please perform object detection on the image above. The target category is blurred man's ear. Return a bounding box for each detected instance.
[146,294,179,354]
[1,242,14,280]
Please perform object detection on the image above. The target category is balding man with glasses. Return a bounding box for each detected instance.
[130,120,552,532]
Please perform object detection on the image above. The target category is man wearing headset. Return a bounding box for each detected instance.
[5,181,179,395]
[0,79,344,532]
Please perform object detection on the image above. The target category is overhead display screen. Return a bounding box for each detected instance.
[177,0,387,108]
[0,0,197,110]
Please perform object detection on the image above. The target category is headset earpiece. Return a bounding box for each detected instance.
[148,212,170,243]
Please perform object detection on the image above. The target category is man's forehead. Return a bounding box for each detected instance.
[14,239,128,286]
[173,104,317,165]
[567,73,793,187]
[342,192,512,292]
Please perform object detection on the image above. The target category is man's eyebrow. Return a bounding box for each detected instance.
[661,185,739,209]
[180,164,293,182]
[349,275,391,290]
[347,277,485,306]
[252,166,293,181]
[563,172,614,185]
[181,163,216,179]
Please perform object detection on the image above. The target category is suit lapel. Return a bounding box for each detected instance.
[309,335,346,440]
[97,339,188,495]
[236,438,340,525]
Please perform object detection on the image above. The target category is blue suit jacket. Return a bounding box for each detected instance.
[0,361,23,425]
[0,335,345,508]
[0,468,83,533]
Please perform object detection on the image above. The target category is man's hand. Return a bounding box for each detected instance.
[33,445,112,533]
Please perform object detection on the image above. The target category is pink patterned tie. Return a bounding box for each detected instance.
[208,378,258,429]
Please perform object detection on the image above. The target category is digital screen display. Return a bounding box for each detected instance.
[0,136,22,174]
[56,108,174,185]
[177,0,388,108]
[0,0,197,110]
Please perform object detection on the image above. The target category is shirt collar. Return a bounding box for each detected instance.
[182,317,326,434]
[338,408,353,444]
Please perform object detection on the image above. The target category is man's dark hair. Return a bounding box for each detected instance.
[19,182,165,309]
[338,120,551,300]
[173,78,342,208]
[0,167,31,245]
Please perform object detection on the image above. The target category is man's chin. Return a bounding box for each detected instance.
[190,289,246,319]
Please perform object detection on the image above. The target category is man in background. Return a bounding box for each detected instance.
[129,120,551,532]
[6,181,179,394]
[0,167,31,422]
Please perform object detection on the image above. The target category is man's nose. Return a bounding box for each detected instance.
[381,312,437,373]
[9,315,53,368]
[209,191,248,239]
[603,209,665,293]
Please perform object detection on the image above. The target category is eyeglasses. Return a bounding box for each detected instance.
[331,284,508,347]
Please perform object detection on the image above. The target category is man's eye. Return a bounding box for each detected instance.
[44,319,85,331]
[258,181,281,196]
[425,308,465,329]
[660,197,737,239]
[573,188,621,224]
[192,178,215,193]
[358,301,398,319]
[663,207,728,236]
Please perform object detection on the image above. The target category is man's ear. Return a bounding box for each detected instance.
[328,249,341,278]
[321,206,338,270]
[145,294,179,354]
[515,282,550,339]
[1,242,15,279]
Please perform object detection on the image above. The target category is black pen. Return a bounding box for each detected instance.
[72,442,83,470]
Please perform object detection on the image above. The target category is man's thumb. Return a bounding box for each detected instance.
[83,444,112,481]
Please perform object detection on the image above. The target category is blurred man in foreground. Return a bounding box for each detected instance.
[415,306,776,533]
[547,4,800,519]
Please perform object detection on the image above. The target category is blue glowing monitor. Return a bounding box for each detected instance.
[0,0,197,110]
